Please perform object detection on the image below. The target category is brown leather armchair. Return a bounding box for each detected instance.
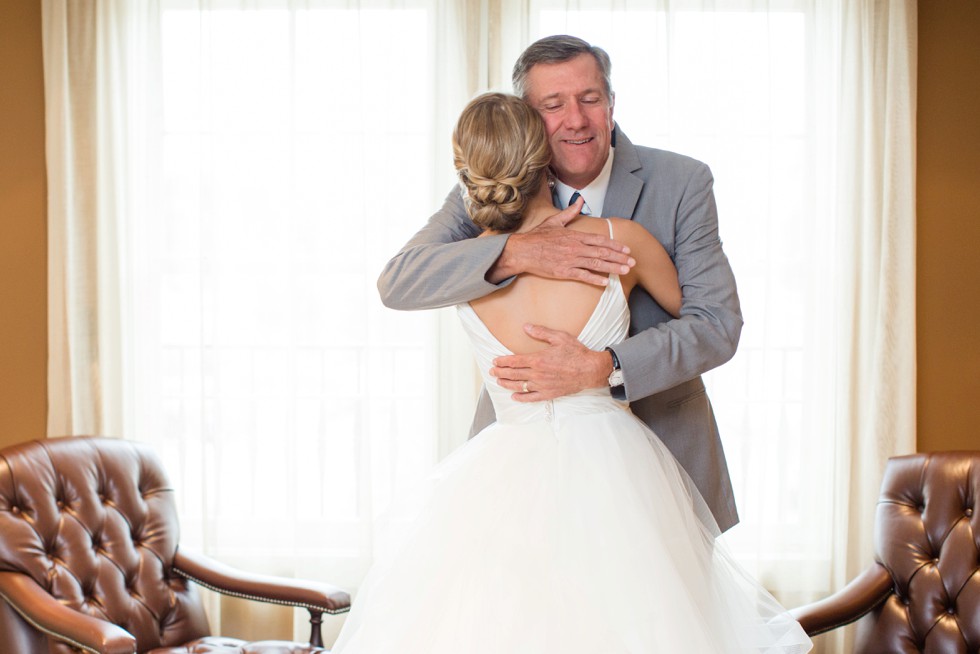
[791,451,980,652]
[0,436,350,654]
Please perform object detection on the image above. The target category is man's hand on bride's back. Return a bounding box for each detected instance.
[490,325,614,403]
[486,198,635,285]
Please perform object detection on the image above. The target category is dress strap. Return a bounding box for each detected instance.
[605,218,614,238]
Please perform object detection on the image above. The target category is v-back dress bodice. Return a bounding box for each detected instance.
[456,272,630,425]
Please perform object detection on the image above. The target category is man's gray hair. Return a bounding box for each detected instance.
[512,35,613,101]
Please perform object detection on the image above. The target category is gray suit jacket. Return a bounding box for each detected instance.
[377,126,743,532]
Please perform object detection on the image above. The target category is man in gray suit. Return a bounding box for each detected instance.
[378,36,743,532]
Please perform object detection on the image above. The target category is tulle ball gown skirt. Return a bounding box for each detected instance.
[330,399,812,654]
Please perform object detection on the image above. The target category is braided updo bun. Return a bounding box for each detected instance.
[452,93,552,232]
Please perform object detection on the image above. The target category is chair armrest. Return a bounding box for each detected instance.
[0,572,137,654]
[790,563,894,636]
[172,548,351,615]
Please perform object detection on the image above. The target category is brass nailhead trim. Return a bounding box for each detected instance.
[172,568,350,615]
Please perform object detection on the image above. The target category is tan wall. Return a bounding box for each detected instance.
[917,1,980,452]
[0,3,977,453]
[0,1,47,450]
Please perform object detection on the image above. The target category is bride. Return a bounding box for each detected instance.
[331,92,811,654]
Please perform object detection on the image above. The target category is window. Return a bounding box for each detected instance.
[46,2,916,645]
[128,1,469,585]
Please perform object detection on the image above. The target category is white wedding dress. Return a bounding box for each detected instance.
[332,248,812,653]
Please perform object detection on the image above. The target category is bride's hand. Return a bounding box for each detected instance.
[486,198,635,285]
[490,325,614,402]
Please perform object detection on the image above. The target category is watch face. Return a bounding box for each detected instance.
[608,369,625,387]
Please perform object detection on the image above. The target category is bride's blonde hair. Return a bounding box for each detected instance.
[452,92,552,232]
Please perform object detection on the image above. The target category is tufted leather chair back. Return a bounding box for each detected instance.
[0,437,211,653]
[856,451,980,652]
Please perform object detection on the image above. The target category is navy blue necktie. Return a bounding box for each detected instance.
[569,191,590,214]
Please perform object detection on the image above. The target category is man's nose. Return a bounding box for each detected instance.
[563,101,588,129]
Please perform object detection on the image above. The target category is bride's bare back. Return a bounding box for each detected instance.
[470,216,681,354]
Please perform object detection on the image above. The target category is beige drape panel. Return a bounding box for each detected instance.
[44,0,124,438]
[823,2,918,652]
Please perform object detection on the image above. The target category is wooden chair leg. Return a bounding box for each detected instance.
[308,609,324,648]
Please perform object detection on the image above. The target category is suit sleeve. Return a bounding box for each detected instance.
[377,186,515,310]
[612,163,743,400]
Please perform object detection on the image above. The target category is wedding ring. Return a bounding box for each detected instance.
[522,381,529,393]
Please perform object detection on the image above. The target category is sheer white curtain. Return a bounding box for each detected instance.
[44,0,476,641]
[45,0,915,649]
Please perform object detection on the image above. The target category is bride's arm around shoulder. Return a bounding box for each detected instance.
[608,217,681,319]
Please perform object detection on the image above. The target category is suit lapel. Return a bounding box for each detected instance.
[603,126,644,220]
